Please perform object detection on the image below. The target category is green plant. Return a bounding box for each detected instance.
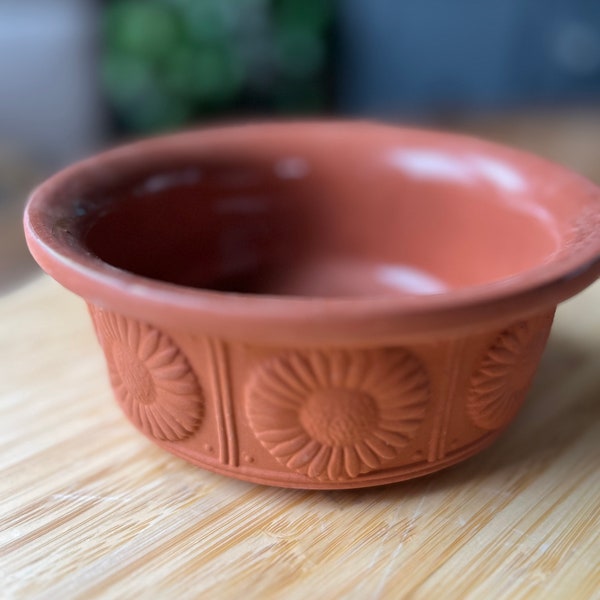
[102,0,333,132]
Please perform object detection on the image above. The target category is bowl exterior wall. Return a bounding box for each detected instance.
[88,305,555,489]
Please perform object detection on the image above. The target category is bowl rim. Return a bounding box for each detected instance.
[23,120,600,342]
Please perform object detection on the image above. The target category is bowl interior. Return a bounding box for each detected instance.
[83,126,571,298]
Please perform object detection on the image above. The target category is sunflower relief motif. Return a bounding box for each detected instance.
[93,310,203,441]
[246,349,429,481]
[467,320,545,431]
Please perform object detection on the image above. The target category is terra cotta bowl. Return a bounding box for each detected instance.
[24,122,600,489]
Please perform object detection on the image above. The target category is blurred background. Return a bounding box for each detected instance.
[2,0,600,288]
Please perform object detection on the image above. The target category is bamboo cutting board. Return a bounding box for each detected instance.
[1,274,599,600]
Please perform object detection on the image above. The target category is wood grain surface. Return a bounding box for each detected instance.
[1,275,599,600]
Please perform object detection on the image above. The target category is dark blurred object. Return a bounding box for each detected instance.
[337,0,600,118]
[102,0,334,133]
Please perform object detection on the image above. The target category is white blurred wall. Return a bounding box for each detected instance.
[0,0,104,167]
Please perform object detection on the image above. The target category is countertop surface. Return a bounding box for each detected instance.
[1,275,599,600]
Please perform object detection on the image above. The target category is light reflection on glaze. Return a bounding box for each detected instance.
[377,265,447,295]
[387,149,472,184]
[139,168,202,195]
[387,148,561,245]
[468,155,526,192]
[388,148,528,192]
[274,157,310,180]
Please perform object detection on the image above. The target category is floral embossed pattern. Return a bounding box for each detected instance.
[246,349,429,481]
[94,311,203,441]
[467,320,546,431]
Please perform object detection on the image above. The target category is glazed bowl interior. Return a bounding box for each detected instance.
[80,123,584,300]
[26,120,600,339]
